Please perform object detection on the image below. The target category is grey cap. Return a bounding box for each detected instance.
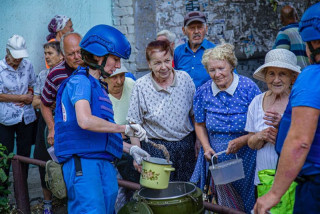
[184,11,206,27]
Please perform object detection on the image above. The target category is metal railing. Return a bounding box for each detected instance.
[11,155,245,214]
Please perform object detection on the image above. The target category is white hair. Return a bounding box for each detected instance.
[60,32,82,55]
[157,30,176,43]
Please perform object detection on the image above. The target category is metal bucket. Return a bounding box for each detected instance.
[140,157,175,189]
[209,150,245,185]
[137,182,204,214]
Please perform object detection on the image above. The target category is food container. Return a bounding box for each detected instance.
[118,182,204,214]
[140,157,175,189]
[209,150,245,185]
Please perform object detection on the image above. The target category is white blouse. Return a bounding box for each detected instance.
[245,92,279,185]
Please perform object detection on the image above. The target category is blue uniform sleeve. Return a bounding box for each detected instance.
[66,75,91,106]
[291,65,320,110]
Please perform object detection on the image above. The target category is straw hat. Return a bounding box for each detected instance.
[253,49,301,82]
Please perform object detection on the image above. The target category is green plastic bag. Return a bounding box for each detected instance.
[257,169,297,214]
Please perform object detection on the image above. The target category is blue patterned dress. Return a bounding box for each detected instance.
[190,75,261,213]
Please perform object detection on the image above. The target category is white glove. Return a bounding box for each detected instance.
[125,124,148,142]
[129,145,150,165]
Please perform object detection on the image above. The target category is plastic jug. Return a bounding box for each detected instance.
[209,150,245,185]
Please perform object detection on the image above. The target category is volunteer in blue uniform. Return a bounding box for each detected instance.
[254,3,320,214]
[54,24,149,214]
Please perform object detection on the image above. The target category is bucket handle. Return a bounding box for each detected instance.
[164,167,175,172]
[211,150,239,169]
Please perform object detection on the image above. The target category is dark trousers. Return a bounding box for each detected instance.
[34,114,51,188]
[0,120,36,179]
[293,174,320,214]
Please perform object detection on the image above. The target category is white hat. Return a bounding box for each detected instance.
[110,65,128,77]
[253,49,301,82]
[6,35,29,59]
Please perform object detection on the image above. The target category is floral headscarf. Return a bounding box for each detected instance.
[46,15,70,41]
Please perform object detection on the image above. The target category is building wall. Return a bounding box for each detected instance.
[113,0,317,87]
[0,0,112,74]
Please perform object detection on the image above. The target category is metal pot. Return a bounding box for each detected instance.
[140,157,175,189]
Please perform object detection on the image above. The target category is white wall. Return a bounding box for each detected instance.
[0,0,112,74]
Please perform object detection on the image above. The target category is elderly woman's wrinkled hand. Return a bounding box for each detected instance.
[226,139,242,154]
[264,111,282,128]
[203,147,215,161]
[133,160,142,173]
[259,127,278,145]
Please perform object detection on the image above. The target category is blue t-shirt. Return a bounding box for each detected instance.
[290,64,320,175]
[174,39,215,89]
[58,73,114,162]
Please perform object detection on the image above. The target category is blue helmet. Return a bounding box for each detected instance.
[80,24,131,59]
[299,3,320,42]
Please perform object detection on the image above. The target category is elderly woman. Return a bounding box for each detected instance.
[246,49,300,194]
[46,15,74,42]
[127,39,197,181]
[190,43,261,213]
[32,41,63,214]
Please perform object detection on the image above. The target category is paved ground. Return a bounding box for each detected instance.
[8,166,67,213]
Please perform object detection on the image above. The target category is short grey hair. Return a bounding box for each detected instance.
[157,30,176,43]
[202,43,238,71]
[60,32,82,55]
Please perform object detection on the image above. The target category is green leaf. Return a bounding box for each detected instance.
[7,153,14,159]
[0,169,7,183]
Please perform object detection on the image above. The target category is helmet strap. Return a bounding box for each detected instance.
[307,42,320,64]
[83,55,110,77]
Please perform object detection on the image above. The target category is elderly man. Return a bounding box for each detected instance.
[157,29,176,67]
[41,32,83,146]
[254,2,320,213]
[0,35,36,179]
[174,11,215,88]
[157,29,176,50]
[273,5,309,69]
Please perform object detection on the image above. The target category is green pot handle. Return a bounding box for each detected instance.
[164,167,175,172]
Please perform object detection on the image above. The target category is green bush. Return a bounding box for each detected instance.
[0,143,14,213]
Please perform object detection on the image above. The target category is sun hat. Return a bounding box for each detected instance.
[253,49,301,82]
[6,35,29,59]
[110,65,128,77]
[184,11,207,27]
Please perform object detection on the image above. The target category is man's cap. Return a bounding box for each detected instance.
[6,35,29,59]
[110,65,128,77]
[184,11,207,27]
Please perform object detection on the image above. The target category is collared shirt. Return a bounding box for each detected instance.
[211,73,239,96]
[174,39,215,89]
[41,60,74,107]
[34,69,49,96]
[127,70,195,141]
[273,23,309,69]
[0,58,36,125]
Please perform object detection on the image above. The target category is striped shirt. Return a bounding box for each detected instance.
[41,60,74,107]
[273,23,310,69]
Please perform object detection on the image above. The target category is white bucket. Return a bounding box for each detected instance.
[209,150,245,185]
